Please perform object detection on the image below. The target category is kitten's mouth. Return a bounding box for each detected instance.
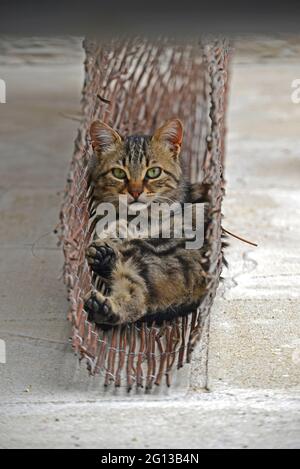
[128,202,149,214]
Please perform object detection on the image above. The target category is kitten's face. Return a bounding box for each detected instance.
[90,119,184,209]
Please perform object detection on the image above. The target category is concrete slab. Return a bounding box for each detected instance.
[0,63,84,188]
[0,390,299,449]
[0,39,84,403]
[207,41,300,394]
[0,37,299,449]
[0,188,63,247]
[208,297,300,389]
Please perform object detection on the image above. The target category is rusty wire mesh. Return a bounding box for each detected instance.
[58,37,230,391]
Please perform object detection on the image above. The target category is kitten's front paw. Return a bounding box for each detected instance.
[84,291,121,325]
[86,241,117,278]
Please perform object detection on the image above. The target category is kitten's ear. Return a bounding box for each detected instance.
[90,120,122,155]
[153,118,183,157]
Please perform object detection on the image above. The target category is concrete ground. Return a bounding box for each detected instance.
[0,37,299,449]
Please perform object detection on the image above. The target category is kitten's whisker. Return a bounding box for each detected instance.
[155,195,177,205]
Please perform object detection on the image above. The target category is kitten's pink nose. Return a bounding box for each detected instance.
[128,184,143,200]
[130,189,142,200]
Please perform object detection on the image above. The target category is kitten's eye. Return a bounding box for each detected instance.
[112,168,127,180]
[146,167,162,179]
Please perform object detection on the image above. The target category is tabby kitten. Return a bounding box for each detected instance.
[84,118,207,325]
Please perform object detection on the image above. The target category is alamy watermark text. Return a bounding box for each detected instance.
[291,79,300,104]
[0,339,6,364]
[95,196,205,250]
[0,79,6,103]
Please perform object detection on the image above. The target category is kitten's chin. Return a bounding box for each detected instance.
[128,202,149,214]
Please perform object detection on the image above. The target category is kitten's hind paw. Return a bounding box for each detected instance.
[84,291,121,325]
[86,241,117,278]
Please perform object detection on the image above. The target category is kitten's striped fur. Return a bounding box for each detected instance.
[85,119,207,326]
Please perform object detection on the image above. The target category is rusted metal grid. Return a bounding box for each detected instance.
[58,38,229,391]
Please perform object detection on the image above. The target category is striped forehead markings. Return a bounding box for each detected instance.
[125,136,151,166]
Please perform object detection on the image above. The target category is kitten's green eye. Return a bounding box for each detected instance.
[146,167,162,179]
[112,168,127,180]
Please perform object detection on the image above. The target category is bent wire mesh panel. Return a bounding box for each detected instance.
[58,38,230,392]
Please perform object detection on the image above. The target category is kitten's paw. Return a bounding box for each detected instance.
[84,291,121,325]
[86,241,117,278]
